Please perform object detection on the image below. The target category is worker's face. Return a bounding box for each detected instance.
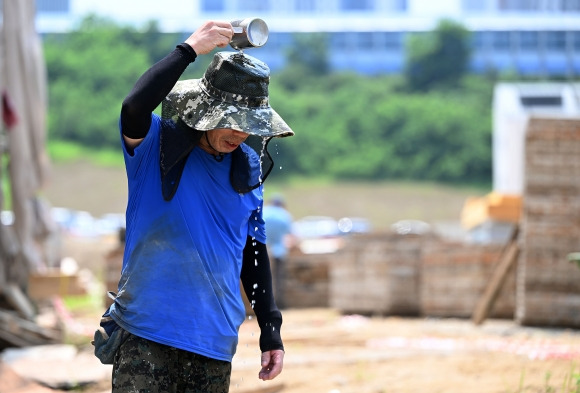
[201,128,249,154]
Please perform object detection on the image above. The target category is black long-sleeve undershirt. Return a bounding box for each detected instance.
[120,43,197,139]
[241,236,284,352]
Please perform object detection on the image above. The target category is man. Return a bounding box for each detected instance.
[98,21,293,392]
[263,194,294,309]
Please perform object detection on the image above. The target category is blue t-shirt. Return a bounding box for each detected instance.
[109,114,266,362]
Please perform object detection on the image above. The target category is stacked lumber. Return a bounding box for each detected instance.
[329,233,427,316]
[517,116,580,327]
[421,241,516,318]
[461,192,522,230]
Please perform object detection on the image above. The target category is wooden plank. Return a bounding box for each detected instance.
[472,232,519,325]
[0,310,60,348]
[3,283,35,320]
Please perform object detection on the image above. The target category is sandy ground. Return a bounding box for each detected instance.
[20,306,576,393]
[4,299,580,393]
[228,308,580,393]
[32,236,578,393]
[5,220,578,393]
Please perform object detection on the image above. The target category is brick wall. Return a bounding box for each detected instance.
[421,241,515,318]
[329,233,424,316]
[517,116,580,327]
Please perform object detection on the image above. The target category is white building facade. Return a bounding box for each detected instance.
[27,0,580,75]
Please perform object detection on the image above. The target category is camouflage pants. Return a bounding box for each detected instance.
[112,333,232,393]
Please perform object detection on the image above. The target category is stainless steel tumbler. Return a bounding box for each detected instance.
[230,18,269,50]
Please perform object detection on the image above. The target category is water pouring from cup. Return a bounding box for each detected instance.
[230,18,269,50]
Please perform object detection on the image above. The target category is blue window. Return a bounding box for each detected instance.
[519,31,539,51]
[462,0,486,11]
[471,32,486,50]
[201,0,225,12]
[498,0,534,11]
[331,32,352,49]
[237,0,271,12]
[545,31,566,51]
[492,31,511,51]
[383,32,403,50]
[394,0,407,11]
[36,0,69,12]
[268,32,293,47]
[573,31,580,51]
[354,32,374,49]
[295,0,316,12]
[340,0,374,11]
[562,0,580,11]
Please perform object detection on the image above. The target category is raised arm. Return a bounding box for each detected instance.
[120,21,234,149]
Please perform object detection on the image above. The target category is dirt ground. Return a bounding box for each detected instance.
[229,309,580,393]
[52,236,580,393]
[5,307,580,393]
[68,307,580,393]
[2,234,580,393]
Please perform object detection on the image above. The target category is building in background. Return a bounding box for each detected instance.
[28,0,580,75]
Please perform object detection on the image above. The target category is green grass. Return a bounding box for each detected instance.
[48,140,124,167]
[507,364,580,393]
[62,293,103,313]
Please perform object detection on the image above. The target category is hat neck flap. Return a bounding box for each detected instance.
[160,120,274,200]
[160,119,203,201]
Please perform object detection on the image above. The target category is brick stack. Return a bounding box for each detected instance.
[517,116,580,327]
[329,233,426,316]
[420,241,515,318]
[284,249,333,308]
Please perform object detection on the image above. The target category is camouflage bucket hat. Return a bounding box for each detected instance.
[162,51,294,138]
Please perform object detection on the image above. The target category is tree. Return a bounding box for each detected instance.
[44,15,151,147]
[275,33,330,91]
[404,19,472,91]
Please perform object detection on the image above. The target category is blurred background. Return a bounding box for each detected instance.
[1,1,580,392]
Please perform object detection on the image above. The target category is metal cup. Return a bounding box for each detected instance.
[230,18,269,50]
